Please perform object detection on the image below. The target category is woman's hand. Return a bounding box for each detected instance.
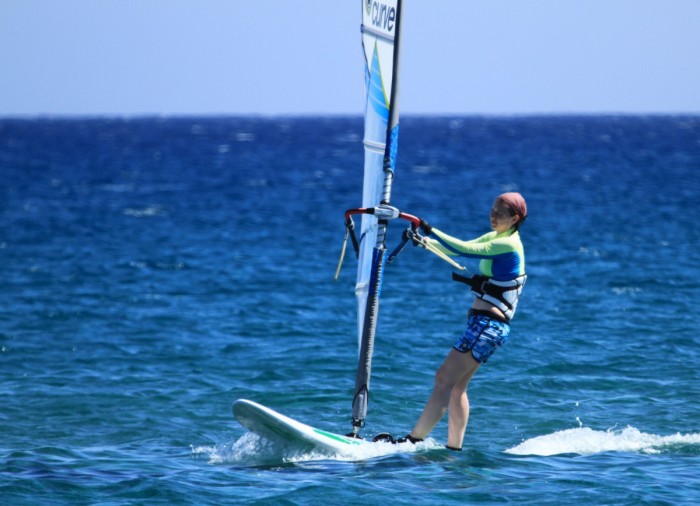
[419,218,432,236]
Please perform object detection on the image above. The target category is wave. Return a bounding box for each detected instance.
[506,426,700,456]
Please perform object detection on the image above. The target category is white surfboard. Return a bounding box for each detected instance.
[232,399,370,456]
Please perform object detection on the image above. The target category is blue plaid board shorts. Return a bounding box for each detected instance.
[453,310,510,363]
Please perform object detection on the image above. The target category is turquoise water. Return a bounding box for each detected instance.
[1,116,699,504]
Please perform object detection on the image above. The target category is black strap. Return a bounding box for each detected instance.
[452,272,520,295]
[452,272,485,289]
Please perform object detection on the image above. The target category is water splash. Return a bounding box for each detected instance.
[192,432,284,467]
[506,426,700,456]
[192,432,439,466]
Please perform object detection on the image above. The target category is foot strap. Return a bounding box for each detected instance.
[372,432,395,443]
[445,445,462,451]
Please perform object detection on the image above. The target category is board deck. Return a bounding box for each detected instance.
[232,399,369,456]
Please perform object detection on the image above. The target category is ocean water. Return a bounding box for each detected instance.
[1,115,699,505]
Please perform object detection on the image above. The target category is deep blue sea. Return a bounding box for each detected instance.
[1,115,700,505]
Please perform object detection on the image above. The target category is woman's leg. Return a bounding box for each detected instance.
[446,356,479,449]
[410,349,480,440]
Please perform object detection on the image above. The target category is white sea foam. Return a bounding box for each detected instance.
[506,426,700,456]
[191,432,285,466]
[123,205,165,217]
[193,432,439,466]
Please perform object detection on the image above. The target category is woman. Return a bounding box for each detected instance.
[401,192,527,451]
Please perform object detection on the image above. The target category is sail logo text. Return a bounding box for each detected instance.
[367,1,396,33]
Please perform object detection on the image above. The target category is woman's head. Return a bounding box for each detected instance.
[491,192,527,232]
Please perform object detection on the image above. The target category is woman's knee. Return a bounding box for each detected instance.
[434,366,455,391]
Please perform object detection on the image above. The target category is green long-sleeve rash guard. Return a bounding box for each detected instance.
[426,228,526,281]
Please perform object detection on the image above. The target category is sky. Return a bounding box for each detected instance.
[2,0,700,116]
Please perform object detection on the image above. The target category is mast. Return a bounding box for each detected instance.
[351,0,403,436]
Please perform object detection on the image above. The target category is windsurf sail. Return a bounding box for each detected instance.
[348,0,404,435]
[336,1,464,436]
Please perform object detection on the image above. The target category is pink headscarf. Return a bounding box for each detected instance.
[497,192,527,221]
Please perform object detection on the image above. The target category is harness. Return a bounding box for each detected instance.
[452,272,527,322]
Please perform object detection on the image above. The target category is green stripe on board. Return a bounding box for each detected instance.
[312,428,363,445]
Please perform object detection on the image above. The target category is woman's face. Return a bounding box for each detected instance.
[490,199,519,233]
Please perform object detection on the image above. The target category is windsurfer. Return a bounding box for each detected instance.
[399,192,528,451]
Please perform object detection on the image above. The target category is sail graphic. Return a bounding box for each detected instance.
[350,0,403,434]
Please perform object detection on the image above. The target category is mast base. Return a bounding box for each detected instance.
[346,420,365,439]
